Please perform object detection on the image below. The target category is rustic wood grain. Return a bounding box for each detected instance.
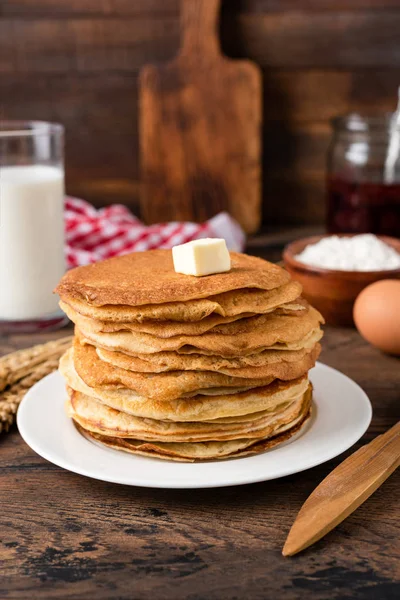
[1,243,399,599]
[0,0,180,17]
[0,18,179,73]
[221,10,400,68]
[5,0,400,18]
[264,176,326,225]
[139,0,261,233]
[262,70,399,123]
[4,0,400,18]
[239,1,400,10]
[3,11,400,73]
[4,67,398,225]
[283,421,400,556]
[2,0,400,228]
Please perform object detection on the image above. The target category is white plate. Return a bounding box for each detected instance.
[17,363,372,489]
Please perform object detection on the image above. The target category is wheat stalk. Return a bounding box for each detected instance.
[0,336,72,392]
[0,336,72,433]
[0,357,62,433]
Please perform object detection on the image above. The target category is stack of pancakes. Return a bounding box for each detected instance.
[56,250,324,462]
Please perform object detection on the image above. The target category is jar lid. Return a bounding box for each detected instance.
[331,113,398,135]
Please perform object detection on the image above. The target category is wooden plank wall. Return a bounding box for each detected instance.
[1,0,399,228]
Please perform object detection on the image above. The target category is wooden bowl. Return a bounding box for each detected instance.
[283,234,400,326]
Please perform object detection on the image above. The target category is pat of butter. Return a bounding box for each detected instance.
[172,238,231,277]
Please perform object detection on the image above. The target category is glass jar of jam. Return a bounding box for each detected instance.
[327,113,400,237]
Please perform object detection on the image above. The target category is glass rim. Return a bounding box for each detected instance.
[0,121,64,138]
[331,112,398,133]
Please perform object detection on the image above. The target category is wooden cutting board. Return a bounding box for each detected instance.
[139,0,262,234]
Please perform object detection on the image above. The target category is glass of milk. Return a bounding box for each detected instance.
[0,121,68,333]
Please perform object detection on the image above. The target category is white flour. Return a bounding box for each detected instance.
[295,234,400,271]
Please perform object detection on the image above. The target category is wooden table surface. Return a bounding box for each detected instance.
[1,257,400,599]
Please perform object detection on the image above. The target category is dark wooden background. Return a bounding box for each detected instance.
[1,0,400,228]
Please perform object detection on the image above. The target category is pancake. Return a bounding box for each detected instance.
[75,405,311,462]
[66,384,311,442]
[55,250,290,307]
[73,335,319,401]
[60,280,303,323]
[60,299,306,337]
[67,383,294,426]
[175,328,323,355]
[96,342,321,378]
[59,350,309,421]
[73,341,280,401]
[62,300,251,336]
[75,306,324,357]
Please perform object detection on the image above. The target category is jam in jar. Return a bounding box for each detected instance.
[327,114,400,237]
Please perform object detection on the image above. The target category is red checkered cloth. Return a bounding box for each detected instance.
[65,197,245,268]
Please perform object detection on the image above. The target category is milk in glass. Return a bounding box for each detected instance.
[0,165,65,320]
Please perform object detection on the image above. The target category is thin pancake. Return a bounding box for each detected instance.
[59,350,309,421]
[66,384,311,442]
[55,250,290,307]
[96,343,321,378]
[75,405,311,462]
[60,299,306,337]
[74,338,318,399]
[66,384,294,425]
[75,306,324,357]
[59,280,303,323]
[73,341,280,402]
[175,328,323,355]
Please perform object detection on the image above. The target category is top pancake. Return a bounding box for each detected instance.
[55,250,290,307]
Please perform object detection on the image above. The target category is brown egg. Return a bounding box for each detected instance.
[353,279,400,355]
